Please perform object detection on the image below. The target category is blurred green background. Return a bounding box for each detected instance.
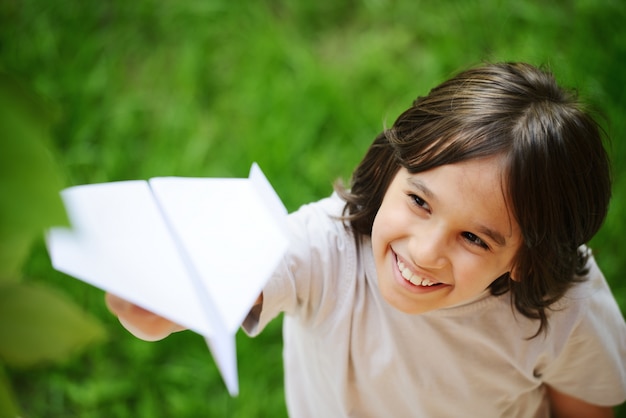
[1,0,625,416]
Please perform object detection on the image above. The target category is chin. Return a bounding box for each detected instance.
[378,284,436,315]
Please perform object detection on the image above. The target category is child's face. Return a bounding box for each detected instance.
[371,157,522,314]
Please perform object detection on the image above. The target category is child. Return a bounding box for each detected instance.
[106,62,626,417]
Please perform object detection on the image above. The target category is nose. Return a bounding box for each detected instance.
[408,224,449,270]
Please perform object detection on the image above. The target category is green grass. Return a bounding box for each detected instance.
[2,0,625,416]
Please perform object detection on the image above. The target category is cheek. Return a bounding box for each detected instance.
[370,223,394,273]
[370,215,384,254]
[370,208,392,249]
[371,196,398,233]
[466,261,513,290]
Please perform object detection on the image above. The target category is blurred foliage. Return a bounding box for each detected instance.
[0,73,66,279]
[0,73,105,417]
[0,283,104,368]
[0,0,624,416]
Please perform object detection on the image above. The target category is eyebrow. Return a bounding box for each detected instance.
[406,177,507,247]
[476,226,506,247]
[407,177,435,199]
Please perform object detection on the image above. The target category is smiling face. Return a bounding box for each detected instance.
[371,157,522,314]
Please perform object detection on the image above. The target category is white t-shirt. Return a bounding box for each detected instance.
[243,194,626,417]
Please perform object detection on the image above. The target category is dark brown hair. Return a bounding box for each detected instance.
[337,62,612,336]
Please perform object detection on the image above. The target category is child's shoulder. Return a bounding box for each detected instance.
[553,249,610,308]
[537,250,626,404]
[548,249,623,334]
[285,193,357,260]
[291,192,346,217]
[288,193,351,235]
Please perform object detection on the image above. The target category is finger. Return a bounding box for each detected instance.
[105,292,130,315]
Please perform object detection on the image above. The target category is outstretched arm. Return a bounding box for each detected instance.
[547,386,614,418]
[105,293,264,341]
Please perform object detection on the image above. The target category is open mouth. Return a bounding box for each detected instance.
[396,258,443,287]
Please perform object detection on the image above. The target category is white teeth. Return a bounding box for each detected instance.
[401,267,412,280]
[397,259,439,287]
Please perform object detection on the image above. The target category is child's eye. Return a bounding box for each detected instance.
[462,232,490,250]
[408,194,431,212]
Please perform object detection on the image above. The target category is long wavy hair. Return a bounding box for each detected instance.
[337,62,612,336]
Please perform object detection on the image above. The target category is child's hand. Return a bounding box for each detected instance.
[105,293,185,341]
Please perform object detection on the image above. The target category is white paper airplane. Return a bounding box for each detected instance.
[46,163,288,396]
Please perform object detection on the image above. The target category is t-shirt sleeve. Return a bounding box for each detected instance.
[242,195,355,337]
[540,258,626,406]
[241,250,300,336]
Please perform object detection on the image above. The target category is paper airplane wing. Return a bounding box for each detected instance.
[46,164,289,396]
[46,181,213,336]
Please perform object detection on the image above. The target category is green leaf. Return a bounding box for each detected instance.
[0,363,20,418]
[0,234,32,285]
[0,283,106,368]
[0,72,68,281]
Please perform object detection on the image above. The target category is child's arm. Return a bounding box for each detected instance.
[105,292,265,341]
[547,386,614,418]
